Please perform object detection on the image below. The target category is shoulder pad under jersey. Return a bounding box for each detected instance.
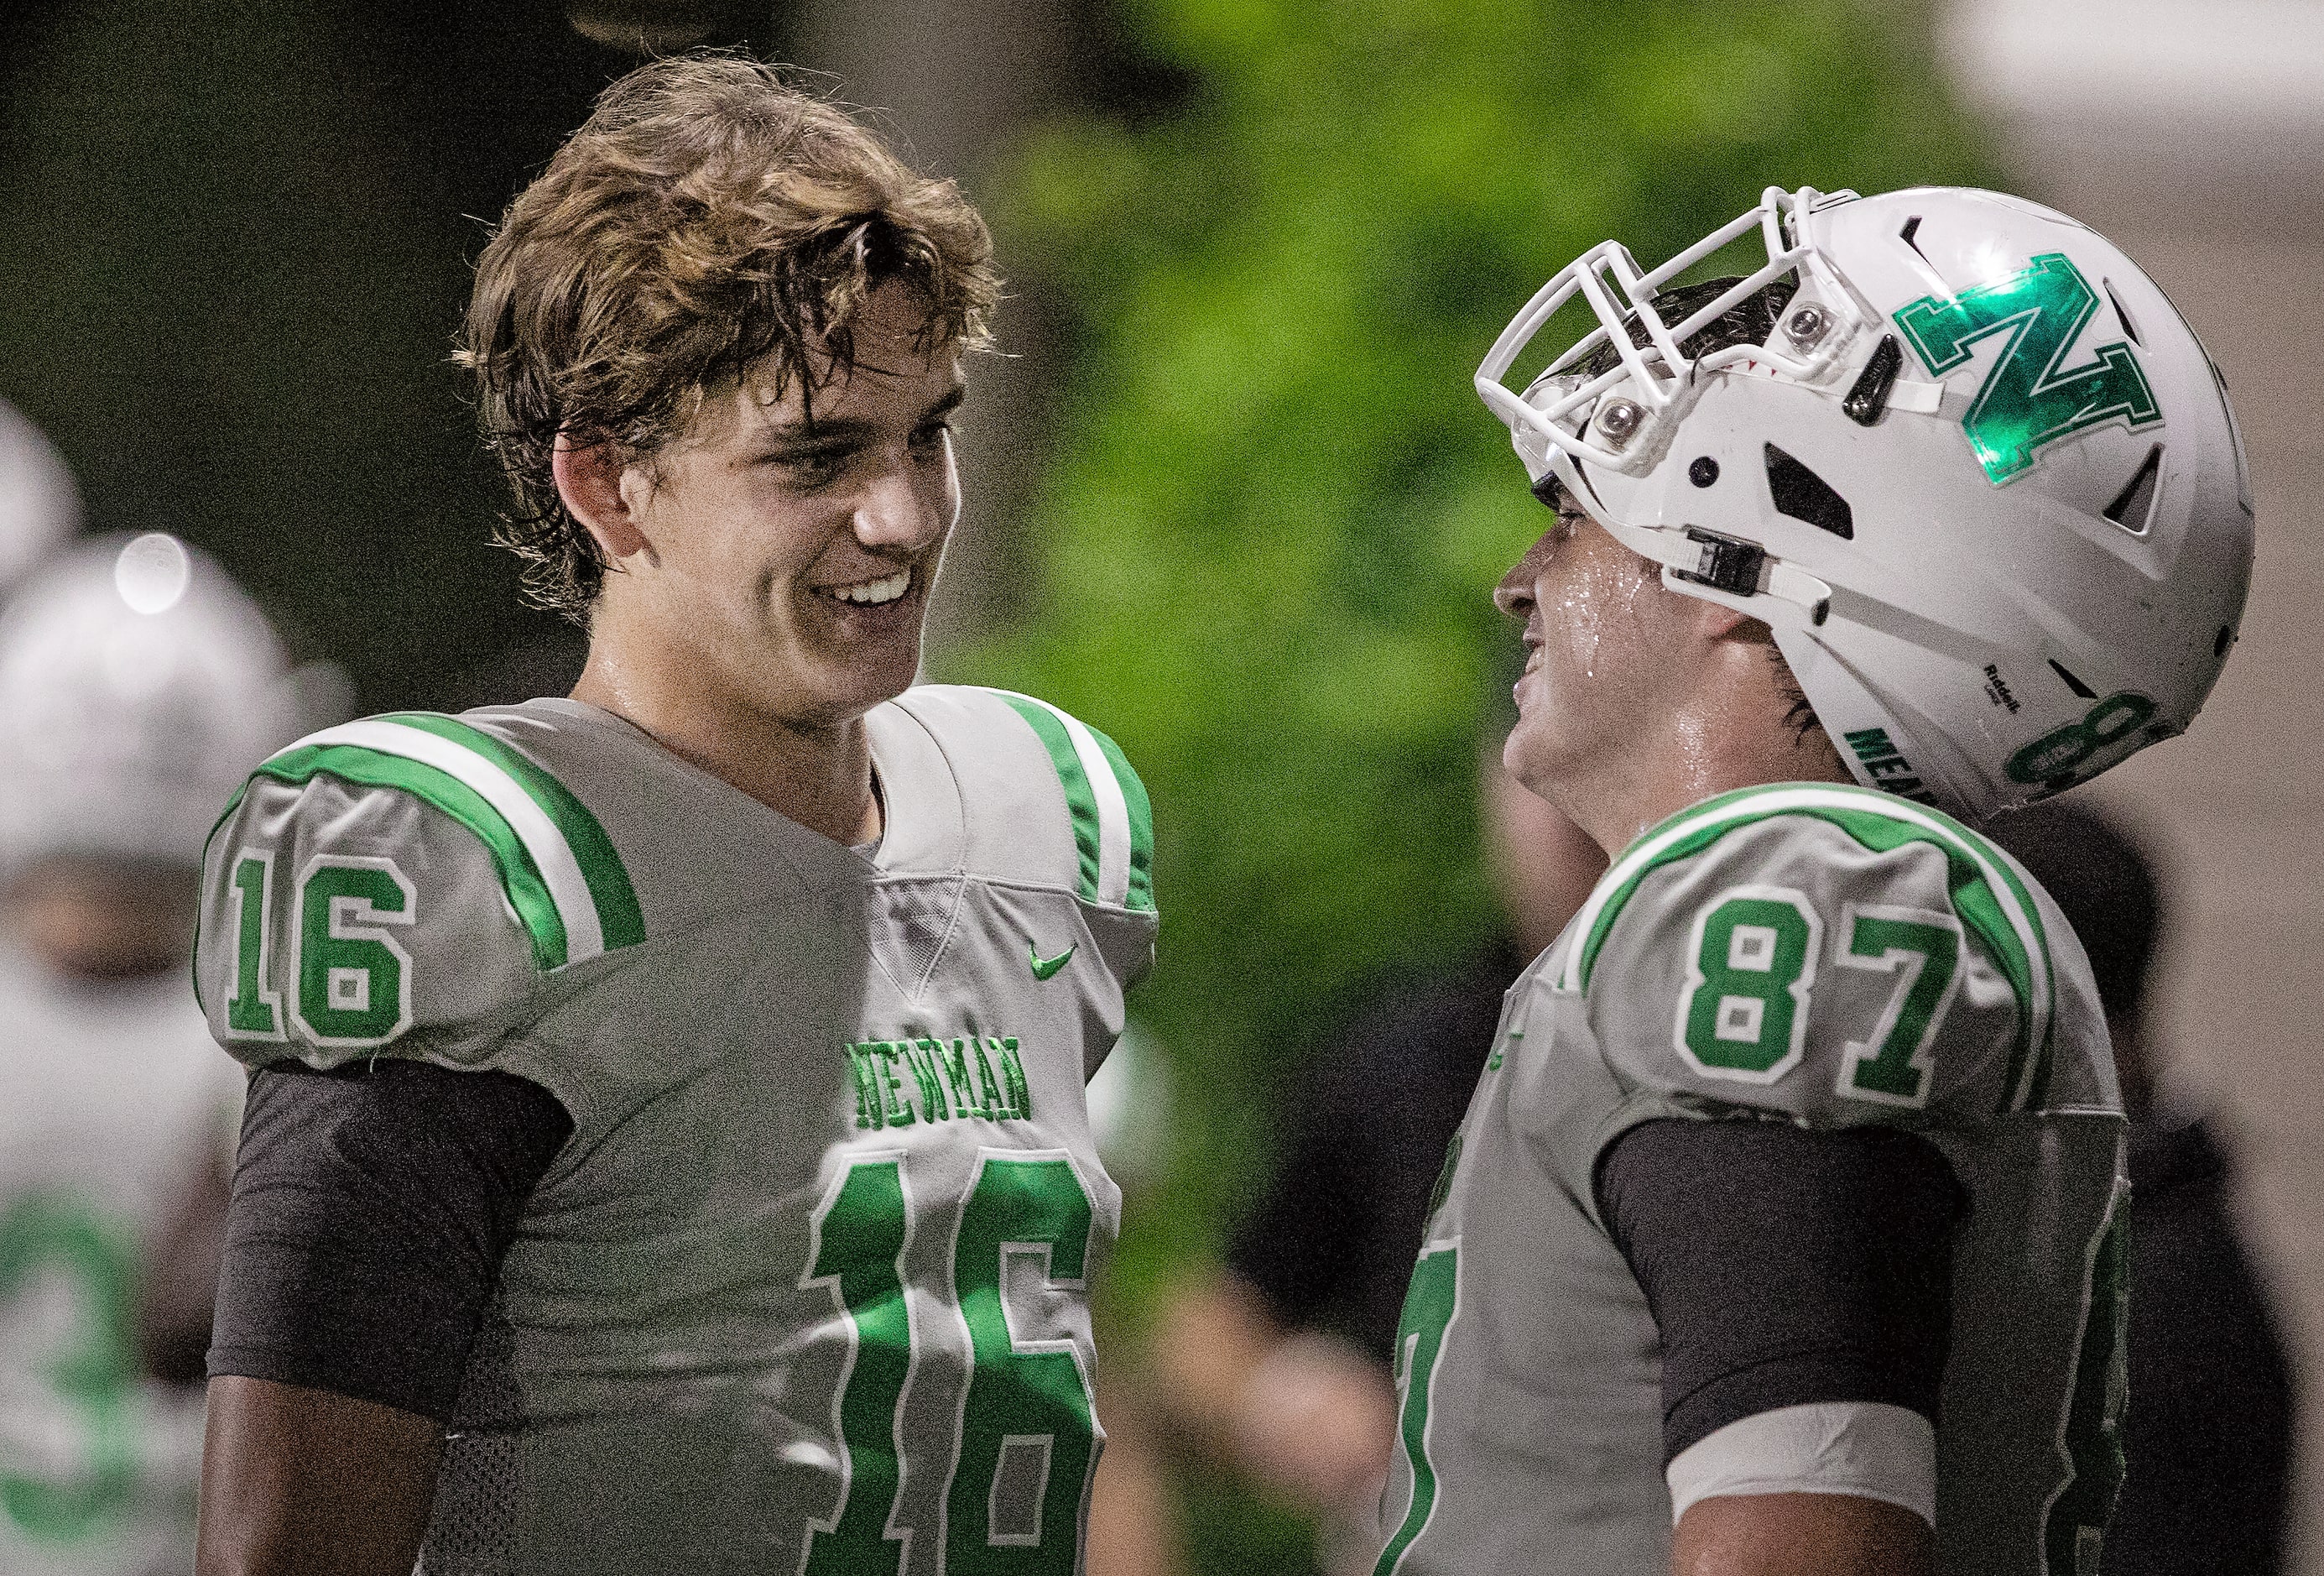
[1571,782,2112,1126]
[888,685,1155,915]
[194,712,646,1068]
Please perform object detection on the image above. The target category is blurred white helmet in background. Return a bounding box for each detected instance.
[0,535,328,874]
[0,399,81,602]
[1476,185,2255,822]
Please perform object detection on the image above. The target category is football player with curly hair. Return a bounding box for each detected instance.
[195,55,1155,1576]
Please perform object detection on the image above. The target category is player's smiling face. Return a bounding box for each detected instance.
[615,281,963,728]
[1493,503,1696,804]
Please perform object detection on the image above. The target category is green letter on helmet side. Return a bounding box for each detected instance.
[1894,252,2161,485]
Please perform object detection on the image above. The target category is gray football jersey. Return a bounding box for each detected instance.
[193,686,1158,1575]
[1374,783,2125,1576]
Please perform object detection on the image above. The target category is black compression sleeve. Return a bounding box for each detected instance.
[208,1059,572,1422]
[1595,1118,1965,1463]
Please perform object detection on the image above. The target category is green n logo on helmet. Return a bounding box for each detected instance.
[1894,253,2161,484]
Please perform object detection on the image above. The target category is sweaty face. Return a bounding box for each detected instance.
[619,282,964,728]
[1493,508,1692,802]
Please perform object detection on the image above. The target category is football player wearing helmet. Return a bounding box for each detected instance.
[192,56,1156,1576]
[1373,187,2252,1576]
[0,535,305,1576]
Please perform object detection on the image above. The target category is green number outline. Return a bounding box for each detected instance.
[222,849,287,1041]
[1374,1240,1460,1576]
[800,1151,1102,1575]
[800,1154,919,1576]
[1833,904,1964,1109]
[1674,885,1822,1083]
[0,1194,140,1544]
[941,1151,1099,1574]
[289,855,415,1048]
[2004,693,2159,789]
[1574,785,2054,1110]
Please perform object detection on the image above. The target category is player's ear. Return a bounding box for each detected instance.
[553,435,651,562]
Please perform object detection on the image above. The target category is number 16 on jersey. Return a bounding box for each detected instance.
[801,1150,1102,1576]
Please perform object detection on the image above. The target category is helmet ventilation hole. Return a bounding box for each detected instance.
[2102,443,2164,535]
[1899,215,1929,262]
[2103,278,2144,346]
[2049,658,2097,699]
[1763,445,1854,540]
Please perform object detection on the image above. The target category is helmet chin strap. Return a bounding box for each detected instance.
[1651,535,1833,629]
[1524,429,1988,820]
[1537,442,1835,629]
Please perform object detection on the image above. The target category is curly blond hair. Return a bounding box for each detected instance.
[458,53,1000,619]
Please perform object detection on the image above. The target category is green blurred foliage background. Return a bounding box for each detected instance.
[947,0,1998,1283]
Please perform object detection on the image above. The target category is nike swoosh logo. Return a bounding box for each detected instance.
[1029,941,1076,981]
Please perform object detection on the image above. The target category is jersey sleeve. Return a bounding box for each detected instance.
[195,736,545,1071]
[1572,790,2072,1137]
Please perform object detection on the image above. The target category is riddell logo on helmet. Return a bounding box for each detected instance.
[1842,728,1939,805]
[1983,665,2022,714]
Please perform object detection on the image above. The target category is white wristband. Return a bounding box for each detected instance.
[1665,1401,1936,1527]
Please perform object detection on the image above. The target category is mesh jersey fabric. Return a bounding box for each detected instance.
[192,686,1158,1575]
[1372,782,2125,1576]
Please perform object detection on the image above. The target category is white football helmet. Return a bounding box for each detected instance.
[1477,185,2254,822]
[0,535,325,873]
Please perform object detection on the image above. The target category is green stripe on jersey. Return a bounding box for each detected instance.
[251,742,572,969]
[238,714,644,973]
[1086,724,1155,911]
[1573,783,2055,1105]
[381,713,645,950]
[998,696,1104,901]
[993,691,1155,911]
